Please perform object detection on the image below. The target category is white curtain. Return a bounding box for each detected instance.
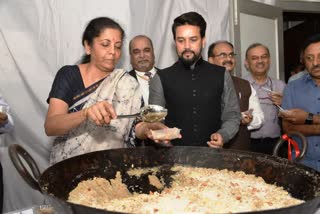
[0,0,229,212]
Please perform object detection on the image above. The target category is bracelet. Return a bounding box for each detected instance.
[82,108,88,120]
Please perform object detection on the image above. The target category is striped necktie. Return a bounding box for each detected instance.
[144,72,152,80]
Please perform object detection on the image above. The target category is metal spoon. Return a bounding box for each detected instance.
[117,105,168,123]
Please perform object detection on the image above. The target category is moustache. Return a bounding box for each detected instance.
[311,64,320,71]
[138,60,149,63]
[256,62,265,66]
[222,61,233,66]
[182,49,195,55]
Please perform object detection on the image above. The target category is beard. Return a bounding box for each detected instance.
[179,49,202,66]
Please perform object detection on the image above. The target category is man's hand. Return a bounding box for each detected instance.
[241,109,253,125]
[270,91,283,106]
[0,112,8,126]
[279,108,308,124]
[207,133,223,148]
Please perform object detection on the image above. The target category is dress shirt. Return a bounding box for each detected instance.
[149,69,240,143]
[282,74,320,171]
[247,85,264,130]
[244,74,286,139]
[135,67,156,105]
[0,96,14,134]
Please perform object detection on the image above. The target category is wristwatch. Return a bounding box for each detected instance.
[305,112,314,125]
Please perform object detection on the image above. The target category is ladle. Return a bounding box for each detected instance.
[117,105,167,123]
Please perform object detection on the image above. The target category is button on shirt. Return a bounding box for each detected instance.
[244,74,286,139]
[135,68,156,105]
[282,73,320,171]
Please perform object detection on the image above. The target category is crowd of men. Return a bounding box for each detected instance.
[129,12,320,172]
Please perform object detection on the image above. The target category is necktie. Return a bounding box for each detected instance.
[144,72,152,80]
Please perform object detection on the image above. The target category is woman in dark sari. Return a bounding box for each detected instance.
[45,17,142,165]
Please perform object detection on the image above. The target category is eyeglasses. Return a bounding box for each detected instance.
[213,52,236,59]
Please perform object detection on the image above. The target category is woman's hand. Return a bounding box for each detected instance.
[45,99,117,136]
[135,122,181,145]
[85,101,117,126]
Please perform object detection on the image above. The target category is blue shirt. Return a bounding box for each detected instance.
[282,73,320,171]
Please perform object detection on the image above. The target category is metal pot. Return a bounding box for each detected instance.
[9,144,320,214]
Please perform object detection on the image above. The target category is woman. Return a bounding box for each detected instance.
[45,17,142,165]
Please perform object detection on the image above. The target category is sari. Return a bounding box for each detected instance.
[50,69,142,165]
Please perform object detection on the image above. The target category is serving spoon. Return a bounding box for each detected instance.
[117,105,168,123]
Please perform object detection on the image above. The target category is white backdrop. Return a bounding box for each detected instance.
[0,0,229,212]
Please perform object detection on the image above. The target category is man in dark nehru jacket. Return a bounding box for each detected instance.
[147,11,240,148]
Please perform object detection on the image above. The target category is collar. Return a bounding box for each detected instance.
[135,67,156,78]
[302,72,319,86]
[303,72,312,82]
[246,73,271,86]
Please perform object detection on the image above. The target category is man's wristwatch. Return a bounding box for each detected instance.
[305,112,314,125]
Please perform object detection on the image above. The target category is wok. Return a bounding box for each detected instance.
[9,144,320,214]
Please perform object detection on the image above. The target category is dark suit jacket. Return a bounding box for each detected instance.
[129,69,138,79]
[129,68,158,147]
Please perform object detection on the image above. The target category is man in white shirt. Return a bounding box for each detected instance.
[208,41,264,151]
[129,35,157,105]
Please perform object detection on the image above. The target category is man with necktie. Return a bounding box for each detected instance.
[129,35,157,105]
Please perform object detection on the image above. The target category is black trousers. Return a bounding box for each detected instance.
[250,137,280,155]
[0,162,3,214]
